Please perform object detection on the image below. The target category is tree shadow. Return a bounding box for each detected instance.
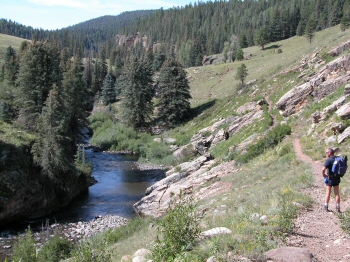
[264,44,281,50]
[190,99,216,120]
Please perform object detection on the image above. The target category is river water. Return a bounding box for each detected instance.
[0,149,166,260]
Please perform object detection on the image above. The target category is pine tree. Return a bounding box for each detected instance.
[121,58,154,128]
[15,41,62,131]
[235,63,248,87]
[100,47,108,81]
[0,100,12,123]
[4,46,19,85]
[304,18,316,43]
[255,26,270,50]
[31,84,71,177]
[61,56,88,153]
[157,59,192,126]
[101,73,116,105]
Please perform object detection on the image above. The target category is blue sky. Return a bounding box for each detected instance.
[0,0,204,30]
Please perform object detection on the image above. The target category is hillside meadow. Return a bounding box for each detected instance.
[5,24,350,260]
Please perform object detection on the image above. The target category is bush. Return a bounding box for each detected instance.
[11,228,37,262]
[152,194,201,261]
[37,236,72,262]
[71,236,112,262]
[236,124,291,163]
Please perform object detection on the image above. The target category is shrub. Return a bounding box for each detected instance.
[236,124,291,163]
[37,236,72,262]
[11,228,37,262]
[152,195,201,261]
[71,236,112,262]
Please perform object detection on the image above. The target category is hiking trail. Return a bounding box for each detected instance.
[290,138,350,261]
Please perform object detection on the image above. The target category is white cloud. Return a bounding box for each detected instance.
[28,0,177,11]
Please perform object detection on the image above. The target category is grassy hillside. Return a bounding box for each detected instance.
[7,24,350,261]
[83,24,350,261]
[0,33,25,60]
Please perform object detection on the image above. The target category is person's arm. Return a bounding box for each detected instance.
[322,166,327,178]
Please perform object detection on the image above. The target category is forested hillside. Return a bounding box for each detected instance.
[1,0,350,69]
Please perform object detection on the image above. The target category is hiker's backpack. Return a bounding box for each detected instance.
[331,155,348,177]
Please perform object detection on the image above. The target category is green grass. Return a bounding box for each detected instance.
[0,33,27,61]
[0,120,35,147]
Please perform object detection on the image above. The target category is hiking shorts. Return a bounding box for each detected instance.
[325,176,340,187]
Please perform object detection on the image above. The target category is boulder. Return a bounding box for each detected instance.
[173,143,197,161]
[201,227,232,238]
[236,102,257,114]
[210,129,229,147]
[134,160,237,217]
[264,247,315,262]
[338,126,350,143]
[328,39,350,57]
[336,102,350,119]
[276,55,350,117]
[133,248,151,258]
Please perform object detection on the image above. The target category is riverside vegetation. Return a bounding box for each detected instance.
[4,23,350,262]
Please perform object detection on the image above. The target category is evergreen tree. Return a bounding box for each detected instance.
[101,73,116,105]
[304,18,316,43]
[340,15,350,31]
[100,47,108,81]
[157,59,192,126]
[3,46,19,85]
[255,26,270,50]
[61,56,88,153]
[121,58,154,128]
[0,100,12,123]
[15,41,62,131]
[235,48,244,61]
[31,84,71,177]
[238,33,248,48]
[152,52,167,72]
[235,63,248,87]
[91,60,101,94]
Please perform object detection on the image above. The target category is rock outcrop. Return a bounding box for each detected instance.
[328,39,350,57]
[133,159,238,217]
[0,144,93,226]
[264,247,315,262]
[276,55,350,117]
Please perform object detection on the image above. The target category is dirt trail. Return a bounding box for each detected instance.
[290,138,350,261]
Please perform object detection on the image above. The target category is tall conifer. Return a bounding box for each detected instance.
[157,59,191,126]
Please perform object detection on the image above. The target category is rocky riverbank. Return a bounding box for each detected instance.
[0,215,128,260]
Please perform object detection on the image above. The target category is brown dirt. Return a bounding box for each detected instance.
[289,138,350,261]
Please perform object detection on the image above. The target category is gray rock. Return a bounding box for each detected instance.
[206,256,218,262]
[264,247,315,262]
[338,126,350,143]
[201,227,232,238]
[134,248,151,257]
[336,101,350,119]
[132,256,147,262]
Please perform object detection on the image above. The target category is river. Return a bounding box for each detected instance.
[0,149,166,260]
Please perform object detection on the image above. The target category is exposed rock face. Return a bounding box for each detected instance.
[311,96,348,123]
[328,39,350,57]
[0,144,92,225]
[276,55,350,117]
[338,126,350,143]
[336,101,350,119]
[189,103,264,156]
[264,247,315,262]
[202,55,223,65]
[133,159,238,217]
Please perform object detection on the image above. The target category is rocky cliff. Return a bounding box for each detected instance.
[0,142,93,225]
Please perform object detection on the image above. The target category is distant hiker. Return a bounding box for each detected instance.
[322,148,341,212]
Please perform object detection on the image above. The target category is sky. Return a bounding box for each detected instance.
[0,0,202,30]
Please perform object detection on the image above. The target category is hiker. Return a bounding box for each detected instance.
[322,148,341,212]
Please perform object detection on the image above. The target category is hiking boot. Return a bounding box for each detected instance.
[324,205,329,212]
[336,206,341,213]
